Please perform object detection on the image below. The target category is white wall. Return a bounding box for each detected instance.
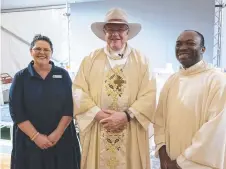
[69,0,215,72]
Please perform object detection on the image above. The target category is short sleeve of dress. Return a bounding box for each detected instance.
[9,71,28,124]
[62,70,73,117]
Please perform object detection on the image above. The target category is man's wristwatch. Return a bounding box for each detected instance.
[124,110,131,122]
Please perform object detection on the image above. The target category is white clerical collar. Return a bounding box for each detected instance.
[109,44,126,57]
[104,43,131,60]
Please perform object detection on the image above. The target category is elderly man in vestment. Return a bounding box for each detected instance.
[72,8,156,169]
[154,30,226,169]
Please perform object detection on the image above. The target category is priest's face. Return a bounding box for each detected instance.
[104,23,129,51]
[175,31,205,68]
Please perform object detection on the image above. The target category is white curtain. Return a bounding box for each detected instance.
[1,8,69,77]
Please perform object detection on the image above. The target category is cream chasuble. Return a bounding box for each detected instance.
[73,44,156,169]
[154,60,226,169]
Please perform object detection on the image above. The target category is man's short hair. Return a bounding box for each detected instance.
[184,30,205,48]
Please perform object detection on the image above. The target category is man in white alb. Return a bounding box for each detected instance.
[154,30,226,169]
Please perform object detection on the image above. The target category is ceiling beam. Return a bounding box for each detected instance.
[1,4,66,13]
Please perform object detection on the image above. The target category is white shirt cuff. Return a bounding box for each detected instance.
[177,155,211,169]
[155,143,166,158]
[127,108,135,118]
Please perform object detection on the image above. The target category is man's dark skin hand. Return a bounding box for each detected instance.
[167,160,181,169]
[159,145,181,169]
[159,145,171,169]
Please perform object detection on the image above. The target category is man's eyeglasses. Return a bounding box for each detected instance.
[104,26,129,34]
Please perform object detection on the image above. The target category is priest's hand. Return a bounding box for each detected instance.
[159,145,171,169]
[109,125,126,133]
[100,110,128,132]
[95,110,112,122]
[48,129,63,146]
[34,134,53,149]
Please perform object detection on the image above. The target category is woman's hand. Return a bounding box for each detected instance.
[48,129,63,146]
[33,133,53,149]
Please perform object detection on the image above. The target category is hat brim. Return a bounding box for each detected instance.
[91,21,141,41]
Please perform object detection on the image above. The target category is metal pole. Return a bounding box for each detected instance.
[64,1,71,69]
[213,0,225,67]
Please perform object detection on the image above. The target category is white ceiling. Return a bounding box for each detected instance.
[1,0,99,10]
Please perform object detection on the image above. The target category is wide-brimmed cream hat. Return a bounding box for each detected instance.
[91,8,141,41]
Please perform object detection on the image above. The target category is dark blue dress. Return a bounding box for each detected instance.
[9,61,80,169]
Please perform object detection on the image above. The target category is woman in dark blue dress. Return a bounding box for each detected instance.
[9,34,80,169]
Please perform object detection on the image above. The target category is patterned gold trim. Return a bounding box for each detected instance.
[99,65,127,169]
[105,66,126,110]
[100,128,127,169]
